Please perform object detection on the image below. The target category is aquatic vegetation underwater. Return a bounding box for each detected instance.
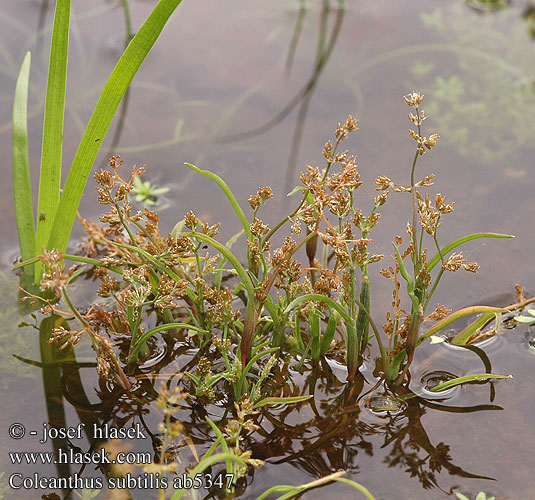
[11,90,535,498]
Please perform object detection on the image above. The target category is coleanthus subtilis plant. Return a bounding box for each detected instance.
[22,93,516,395]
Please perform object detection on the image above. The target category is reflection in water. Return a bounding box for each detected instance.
[378,395,495,492]
[2,1,535,499]
[18,311,511,500]
[523,0,535,38]
[219,3,345,193]
[283,3,344,195]
[36,0,50,53]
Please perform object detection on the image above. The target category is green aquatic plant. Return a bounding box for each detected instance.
[366,92,512,385]
[456,492,495,500]
[417,4,535,162]
[12,0,183,285]
[132,175,170,207]
[514,308,535,325]
[14,94,516,399]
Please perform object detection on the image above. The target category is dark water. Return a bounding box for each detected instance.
[1,0,534,498]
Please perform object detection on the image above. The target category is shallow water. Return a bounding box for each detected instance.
[1,0,535,499]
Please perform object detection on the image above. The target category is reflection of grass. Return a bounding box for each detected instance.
[0,273,35,387]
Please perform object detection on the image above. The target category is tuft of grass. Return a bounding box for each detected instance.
[15,94,518,404]
[12,0,184,285]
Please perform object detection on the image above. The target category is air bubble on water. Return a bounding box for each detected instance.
[420,370,458,395]
[524,331,535,354]
[365,394,407,415]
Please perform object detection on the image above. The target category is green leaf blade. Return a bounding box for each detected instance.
[35,0,71,282]
[429,373,512,392]
[428,233,514,272]
[12,51,35,278]
[48,0,183,255]
[253,395,313,409]
[184,162,252,242]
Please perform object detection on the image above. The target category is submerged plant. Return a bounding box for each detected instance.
[456,492,496,500]
[132,175,170,208]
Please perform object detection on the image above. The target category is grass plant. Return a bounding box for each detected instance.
[12,0,183,285]
[14,94,519,417]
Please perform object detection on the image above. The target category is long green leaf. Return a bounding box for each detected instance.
[418,306,507,346]
[48,0,183,255]
[428,233,514,273]
[320,311,337,356]
[184,163,252,242]
[130,323,206,360]
[451,312,495,345]
[285,293,352,324]
[12,51,35,279]
[356,275,370,353]
[386,306,507,382]
[35,0,70,282]
[184,231,255,297]
[111,241,196,302]
[253,472,346,500]
[333,478,377,500]
[429,373,512,392]
[253,395,313,409]
[255,471,376,500]
[310,309,321,359]
[204,417,232,477]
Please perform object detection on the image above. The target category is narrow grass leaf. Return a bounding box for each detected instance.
[356,275,370,352]
[428,233,514,273]
[204,417,232,475]
[255,472,376,500]
[48,0,183,255]
[35,0,70,282]
[184,163,252,242]
[214,228,244,289]
[130,323,206,360]
[310,309,321,359]
[111,241,196,302]
[285,293,352,324]
[320,311,337,355]
[429,373,512,392]
[333,478,377,500]
[451,312,494,345]
[254,395,313,409]
[419,306,507,346]
[12,51,35,278]
[387,306,507,382]
[185,231,255,296]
